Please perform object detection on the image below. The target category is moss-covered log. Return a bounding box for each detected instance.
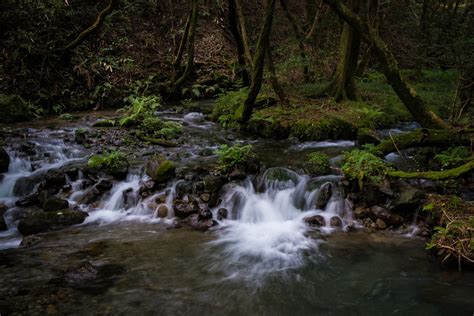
[388,160,474,180]
[60,0,116,51]
[373,128,472,155]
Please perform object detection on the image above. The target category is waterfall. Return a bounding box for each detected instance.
[210,167,353,279]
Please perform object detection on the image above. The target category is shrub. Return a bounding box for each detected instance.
[119,95,161,127]
[215,144,255,172]
[305,152,331,175]
[88,150,126,170]
[342,149,392,188]
[211,88,248,128]
[434,147,471,169]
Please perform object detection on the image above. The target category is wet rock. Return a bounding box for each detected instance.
[375,218,387,230]
[74,129,87,144]
[200,193,210,203]
[357,127,380,146]
[330,216,342,228]
[185,213,216,232]
[20,234,43,247]
[43,169,67,192]
[15,193,39,207]
[17,209,88,235]
[198,205,212,220]
[139,180,155,197]
[229,168,246,180]
[0,147,10,173]
[203,175,224,194]
[95,179,113,193]
[370,205,403,226]
[145,157,175,183]
[176,181,193,198]
[122,187,138,209]
[154,204,168,218]
[173,199,199,218]
[316,182,332,209]
[0,203,7,231]
[217,208,228,220]
[354,206,370,219]
[43,197,69,212]
[13,176,36,196]
[393,187,425,212]
[305,215,326,227]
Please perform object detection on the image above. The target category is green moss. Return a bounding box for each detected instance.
[0,94,33,123]
[145,157,176,182]
[215,144,255,172]
[342,149,392,188]
[88,150,127,170]
[59,113,79,121]
[92,119,116,127]
[290,116,356,141]
[388,160,474,180]
[305,152,331,175]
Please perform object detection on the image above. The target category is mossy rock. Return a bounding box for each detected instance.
[0,94,32,123]
[290,116,357,141]
[145,157,176,183]
[357,128,381,146]
[92,119,116,127]
[246,118,289,139]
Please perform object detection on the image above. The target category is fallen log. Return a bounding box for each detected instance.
[388,159,474,180]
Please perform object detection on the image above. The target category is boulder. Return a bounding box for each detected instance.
[0,94,32,123]
[17,209,88,236]
[304,215,326,227]
[145,157,175,183]
[13,176,36,196]
[154,204,168,218]
[393,187,425,212]
[15,193,40,207]
[198,205,212,220]
[353,206,370,219]
[203,175,224,194]
[74,129,87,144]
[369,205,403,226]
[0,147,10,173]
[316,182,332,209]
[43,197,69,212]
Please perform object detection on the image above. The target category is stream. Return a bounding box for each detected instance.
[0,107,473,315]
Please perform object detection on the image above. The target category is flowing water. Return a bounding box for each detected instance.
[0,110,473,314]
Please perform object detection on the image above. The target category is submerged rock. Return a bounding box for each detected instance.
[0,203,8,231]
[154,204,168,218]
[17,209,88,235]
[0,147,10,173]
[185,213,216,232]
[330,216,343,228]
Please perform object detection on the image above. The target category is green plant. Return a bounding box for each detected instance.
[434,147,471,169]
[215,144,255,172]
[119,95,161,127]
[87,150,126,170]
[59,113,78,121]
[342,149,392,188]
[353,106,384,129]
[154,121,183,140]
[211,88,248,127]
[305,152,331,175]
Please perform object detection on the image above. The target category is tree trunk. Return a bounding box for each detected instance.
[235,0,254,70]
[228,0,250,86]
[170,0,199,96]
[241,0,277,123]
[306,0,324,41]
[172,13,191,83]
[322,0,449,129]
[267,48,290,106]
[279,0,310,82]
[325,0,361,102]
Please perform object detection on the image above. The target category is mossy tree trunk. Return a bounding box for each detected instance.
[228,0,250,86]
[267,47,290,106]
[322,0,450,129]
[171,13,192,84]
[325,0,361,102]
[170,0,199,96]
[241,0,277,123]
[279,0,310,82]
[235,0,254,70]
[306,0,324,41]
